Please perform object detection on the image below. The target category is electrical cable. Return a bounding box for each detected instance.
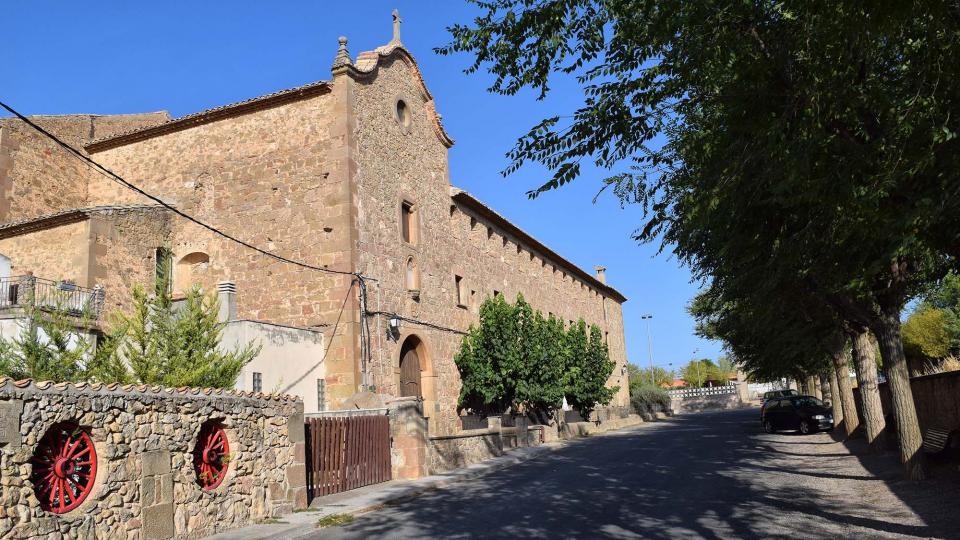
[367,310,467,335]
[0,100,356,277]
[1,99,477,388]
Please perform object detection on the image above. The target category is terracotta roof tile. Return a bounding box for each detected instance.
[85,80,332,152]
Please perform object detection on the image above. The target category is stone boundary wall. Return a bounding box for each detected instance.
[390,399,644,476]
[427,430,504,474]
[670,393,745,415]
[0,378,306,540]
[863,370,960,434]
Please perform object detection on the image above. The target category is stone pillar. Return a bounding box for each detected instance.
[17,272,35,305]
[141,450,174,540]
[388,398,427,480]
[285,402,307,510]
[217,281,237,323]
[515,416,530,447]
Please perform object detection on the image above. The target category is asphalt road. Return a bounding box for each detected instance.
[309,408,959,539]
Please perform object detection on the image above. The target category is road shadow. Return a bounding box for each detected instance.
[315,409,958,539]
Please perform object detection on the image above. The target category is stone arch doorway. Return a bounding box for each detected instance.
[399,336,423,398]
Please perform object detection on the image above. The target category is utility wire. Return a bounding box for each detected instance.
[367,311,467,335]
[280,278,356,395]
[0,100,356,277]
[2,99,471,380]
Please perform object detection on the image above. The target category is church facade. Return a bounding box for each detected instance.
[0,19,629,435]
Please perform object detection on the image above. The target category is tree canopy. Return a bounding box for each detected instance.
[455,294,617,418]
[441,0,960,479]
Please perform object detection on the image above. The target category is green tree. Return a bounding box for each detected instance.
[455,296,616,418]
[515,296,566,417]
[0,304,90,382]
[441,0,958,480]
[902,307,952,367]
[0,282,257,388]
[564,320,617,417]
[117,284,259,388]
[679,359,726,388]
[455,293,521,415]
[627,363,672,389]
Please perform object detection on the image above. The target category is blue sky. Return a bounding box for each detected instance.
[4,1,724,370]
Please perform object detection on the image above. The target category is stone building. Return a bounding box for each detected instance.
[0,16,629,434]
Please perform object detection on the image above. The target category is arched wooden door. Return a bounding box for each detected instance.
[399,344,422,398]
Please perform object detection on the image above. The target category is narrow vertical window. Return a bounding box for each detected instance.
[455,275,465,306]
[317,379,326,412]
[401,201,417,244]
[252,372,262,393]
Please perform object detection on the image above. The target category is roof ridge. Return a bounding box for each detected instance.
[0,203,171,232]
[449,186,627,303]
[85,80,332,152]
[0,376,300,402]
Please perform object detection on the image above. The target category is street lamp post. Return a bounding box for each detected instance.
[641,314,654,386]
[692,348,700,387]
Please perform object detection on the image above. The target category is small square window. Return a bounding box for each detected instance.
[493,290,501,298]
[252,372,262,393]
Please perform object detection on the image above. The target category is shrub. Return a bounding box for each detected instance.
[630,384,671,420]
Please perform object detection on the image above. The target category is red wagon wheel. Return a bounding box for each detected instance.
[30,424,97,514]
[193,422,229,489]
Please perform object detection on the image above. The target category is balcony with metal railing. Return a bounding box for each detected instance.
[0,275,105,320]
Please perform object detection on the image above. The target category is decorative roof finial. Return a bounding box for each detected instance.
[332,35,353,73]
[391,9,402,45]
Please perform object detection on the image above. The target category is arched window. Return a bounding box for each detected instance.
[404,257,419,291]
[174,252,210,296]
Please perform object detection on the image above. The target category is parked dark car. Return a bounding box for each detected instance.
[759,389,798,423]
[761,395,834,434]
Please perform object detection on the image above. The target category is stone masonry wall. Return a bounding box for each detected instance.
[86,87,364,405]
[88,208,173,316]
[351,50,630,435]
[0,113,170,223]
[0,378,306,540]
[0,220,90,285]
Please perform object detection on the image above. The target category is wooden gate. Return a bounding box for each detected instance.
[305,414,391,500]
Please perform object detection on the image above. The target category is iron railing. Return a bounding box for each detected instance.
[0,275,105,319]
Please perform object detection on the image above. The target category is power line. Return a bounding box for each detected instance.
[1,99,473,387]
[0,100,356,278]
[279,279,356,395]
[367,311,467,335]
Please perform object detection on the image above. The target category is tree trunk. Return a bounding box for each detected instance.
[807,375,821,399]
[832,347,860,438]
[829,368,844,427]
[850,328,886,450]
[873,310,926,480]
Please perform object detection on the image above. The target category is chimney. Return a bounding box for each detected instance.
[594,266,607,284]
[217,281,237,322]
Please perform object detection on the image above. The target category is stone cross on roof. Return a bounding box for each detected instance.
[391,9,402,45]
